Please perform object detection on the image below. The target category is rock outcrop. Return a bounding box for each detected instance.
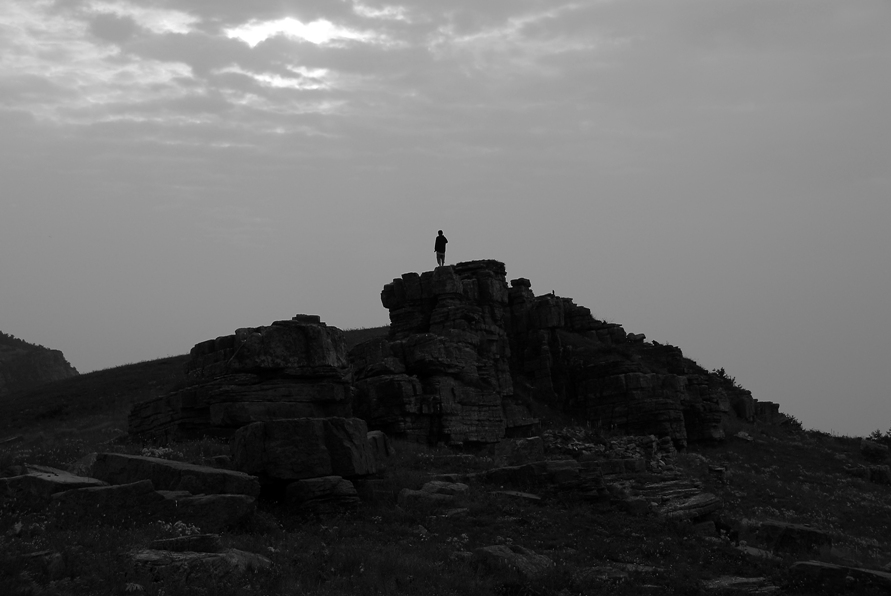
[129,315,352,441]
[351,260,764,447]
[351,261,537,444]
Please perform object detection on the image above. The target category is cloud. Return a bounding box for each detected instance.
[214,64,331,91]
[224,17,392,48]
[85,1,199,35]
[351,2,411,22]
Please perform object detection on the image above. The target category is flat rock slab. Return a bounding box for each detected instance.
[50,480,255,531]
[1,467,107,500]
[131,548,272,583]
[790,560,891,592]
[491,490,542,502]
[472,544,555,580]
[91,453,260,497]
[657,492,722,520]
[702,576,778,592]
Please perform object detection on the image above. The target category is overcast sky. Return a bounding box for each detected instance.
[2,0,889,436]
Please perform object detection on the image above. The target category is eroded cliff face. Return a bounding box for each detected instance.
[351,260,761,447]
[0,344,78,397]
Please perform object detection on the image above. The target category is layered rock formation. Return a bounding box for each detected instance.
[129,315,351,441]
[352,260,761,447]
[350,261,537,444]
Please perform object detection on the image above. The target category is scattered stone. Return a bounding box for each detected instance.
[471,544,555,580]
[735,432,754,442]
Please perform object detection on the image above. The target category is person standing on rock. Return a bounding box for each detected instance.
[434,230,448,267]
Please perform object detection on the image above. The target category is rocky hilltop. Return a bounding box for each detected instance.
[0,331,78,397]
[354,260,776,448]
[129,260,781,447]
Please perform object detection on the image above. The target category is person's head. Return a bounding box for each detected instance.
[438,230,443,235]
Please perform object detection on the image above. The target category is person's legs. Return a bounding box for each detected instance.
[436,252,445,266]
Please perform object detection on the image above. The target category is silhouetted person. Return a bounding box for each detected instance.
[434,230,448,266]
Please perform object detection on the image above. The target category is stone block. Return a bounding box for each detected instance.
[232,417,376,481]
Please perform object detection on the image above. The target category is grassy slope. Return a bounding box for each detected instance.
[3,325,891,595]
[0,355,189,436]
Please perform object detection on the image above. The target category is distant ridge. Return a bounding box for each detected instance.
[0,330,79,397]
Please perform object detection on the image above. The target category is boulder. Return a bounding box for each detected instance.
[398,481,469,508]
[232,418,377,481]
[285,476,359,511]
[158,492,256,532]
[738,520,832,556]
[90,453,260,496]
